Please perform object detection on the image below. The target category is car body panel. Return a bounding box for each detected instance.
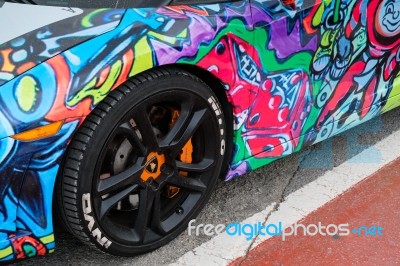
[230,0,400,173]
[0,0,399,261]
[0,4,125,87]
[0,2,253,260]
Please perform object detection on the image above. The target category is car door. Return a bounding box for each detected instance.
[247,0,400,163]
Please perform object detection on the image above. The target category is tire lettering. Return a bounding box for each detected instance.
[92,228,112,249]
[208,96,226,156]
[82,193,112,248]
[84,213,95,232]
[208,96,222,117]
[221,139,226,156]
[83,193,92,213]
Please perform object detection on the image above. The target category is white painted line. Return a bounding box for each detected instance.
[170,128,400,266]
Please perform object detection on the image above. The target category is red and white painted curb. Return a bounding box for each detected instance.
[170,130,400,265]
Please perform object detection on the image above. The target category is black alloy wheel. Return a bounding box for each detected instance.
[57,68,227,256]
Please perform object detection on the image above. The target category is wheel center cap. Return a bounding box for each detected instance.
[141,152,165,181]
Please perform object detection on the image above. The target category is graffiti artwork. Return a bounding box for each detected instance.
[0,0,398,261]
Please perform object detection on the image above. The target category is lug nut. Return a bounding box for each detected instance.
[175,206,184,215]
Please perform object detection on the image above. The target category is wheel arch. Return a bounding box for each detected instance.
[52,63,235,235]
[54,66,232,254]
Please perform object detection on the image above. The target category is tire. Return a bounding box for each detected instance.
[56,68,227,256]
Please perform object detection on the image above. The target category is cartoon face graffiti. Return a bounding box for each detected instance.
[376,0,400,38]
[362,0,400,54]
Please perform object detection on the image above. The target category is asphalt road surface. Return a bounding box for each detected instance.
[15,107,400,266]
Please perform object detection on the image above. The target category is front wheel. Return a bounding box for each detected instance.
[57,68,227,256]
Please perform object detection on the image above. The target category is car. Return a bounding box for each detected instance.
[0,0,399,261]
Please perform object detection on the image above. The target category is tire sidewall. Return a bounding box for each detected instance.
[63,72,227,256]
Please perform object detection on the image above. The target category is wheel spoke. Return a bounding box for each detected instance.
[150,192,167,235]
[133,106,159,151]
[97,161,144,196]
[162,102,193,146]
[176,158,215,173]
[98,184,138,220]
[162,108,210,156]
[117,122,146,155]
[132,187,157,242]
[167,172,207,192]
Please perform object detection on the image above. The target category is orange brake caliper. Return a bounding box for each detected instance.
[167,109,193,198]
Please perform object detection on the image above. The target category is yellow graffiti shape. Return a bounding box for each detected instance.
[129,37,154,77]
[382,74,400,113]
[312,0,333,28]
[67,60,122,107]
[15,75,39,112]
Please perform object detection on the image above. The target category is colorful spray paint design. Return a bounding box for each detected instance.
[308,0,400,144]
[227,0,400,175]
[0,0,398,260]
[0,8,125,260]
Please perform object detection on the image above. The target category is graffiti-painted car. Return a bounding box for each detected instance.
[0,0,399,261]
